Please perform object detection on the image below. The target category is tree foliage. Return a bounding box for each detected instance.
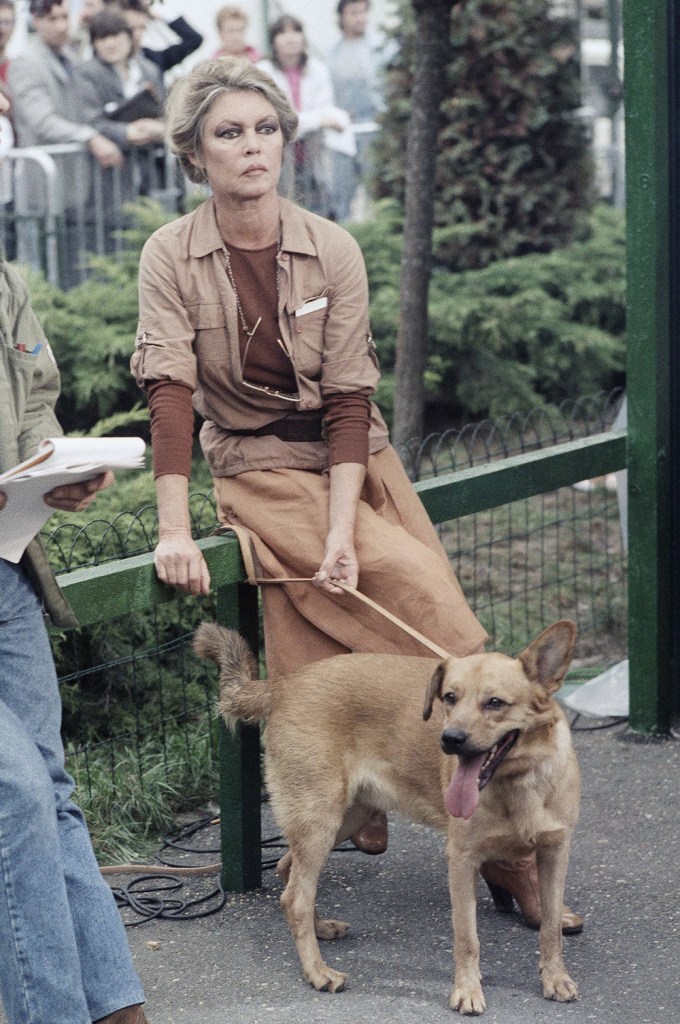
[374,0,595,272]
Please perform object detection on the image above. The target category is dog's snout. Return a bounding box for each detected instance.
[441,727,468,754]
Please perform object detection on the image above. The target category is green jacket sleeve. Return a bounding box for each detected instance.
[0,260,77,627]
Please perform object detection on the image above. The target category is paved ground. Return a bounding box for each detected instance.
[2,720,678,1023]
[111,721,679,1024]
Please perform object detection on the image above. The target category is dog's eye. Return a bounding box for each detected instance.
[486,697,507,710]
[442,692,457,706]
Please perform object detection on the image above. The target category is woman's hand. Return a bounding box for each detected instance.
[127,118,166,146]
[314,527,359,594]
[88,133,124,168]
[43,470,115,512]
[154,531,211,597]
[154,474,211,597]
[313,462,366,595]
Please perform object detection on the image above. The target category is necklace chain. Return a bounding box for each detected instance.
[221,233,282,343]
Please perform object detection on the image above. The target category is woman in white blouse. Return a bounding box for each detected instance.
[258,14,346,217]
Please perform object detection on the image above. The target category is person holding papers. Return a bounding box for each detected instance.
[0,85,149,1023]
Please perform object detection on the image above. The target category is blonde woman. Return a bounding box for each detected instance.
[131,60,582,932]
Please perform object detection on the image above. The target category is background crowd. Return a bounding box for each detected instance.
[0,0,396,229]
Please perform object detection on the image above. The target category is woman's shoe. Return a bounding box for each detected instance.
[481,856,584,934]
[349,810,388,855]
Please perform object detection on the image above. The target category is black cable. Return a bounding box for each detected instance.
[111,872,228,925]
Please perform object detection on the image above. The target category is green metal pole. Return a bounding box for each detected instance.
[623,2,674,733]
[215,581,262,891]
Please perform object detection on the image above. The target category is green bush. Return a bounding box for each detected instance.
[19,199,175,436]
[349,201,625,425]
[20,195,625,453]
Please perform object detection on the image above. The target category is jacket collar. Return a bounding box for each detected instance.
[187,197,318,259]
[30,36,74,84]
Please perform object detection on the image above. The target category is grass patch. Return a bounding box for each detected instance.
[67,718,220,864]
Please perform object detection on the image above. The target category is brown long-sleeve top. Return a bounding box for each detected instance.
[131,198,390,479]
[147,240,371,479]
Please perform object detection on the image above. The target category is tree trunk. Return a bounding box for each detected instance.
[392,0,453,446]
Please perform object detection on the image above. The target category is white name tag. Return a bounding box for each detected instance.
[295,296,328,317]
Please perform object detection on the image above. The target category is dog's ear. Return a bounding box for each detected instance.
[517,620,577,695]
[423,661,448,720]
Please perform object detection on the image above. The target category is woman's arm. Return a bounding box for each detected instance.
[154,473,211,597]
[133,230,208,597]
[314,461,366,594]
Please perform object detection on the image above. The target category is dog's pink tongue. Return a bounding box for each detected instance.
[445,754,486,819]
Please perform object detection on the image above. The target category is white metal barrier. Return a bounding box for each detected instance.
[0,143,182,288]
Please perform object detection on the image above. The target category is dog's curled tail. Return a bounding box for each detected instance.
[193,622,271,727]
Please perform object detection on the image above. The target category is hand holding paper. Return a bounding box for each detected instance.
[0,436,146,562]
[43,469,115,512]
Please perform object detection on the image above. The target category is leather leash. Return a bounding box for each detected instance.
[221,523,453,661]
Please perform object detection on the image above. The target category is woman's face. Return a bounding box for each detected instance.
[219,17,247,55]
[192,89,284,203]
[94,31,133,66]
[272,26,305,68]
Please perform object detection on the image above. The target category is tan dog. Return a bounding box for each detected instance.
[194,620,580,1014]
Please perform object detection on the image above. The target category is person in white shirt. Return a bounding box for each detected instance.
[258,14,346,217]
[327,0,392,221]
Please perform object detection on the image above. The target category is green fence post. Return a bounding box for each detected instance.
[623,3,675,733]
[214,580,262,891]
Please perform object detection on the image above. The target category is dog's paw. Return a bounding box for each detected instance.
[450,985,486,1015]
[315,915,350,941]
[304,963,348,993]
[541,966,579,1003]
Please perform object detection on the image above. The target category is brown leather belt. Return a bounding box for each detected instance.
[227,414,324,442]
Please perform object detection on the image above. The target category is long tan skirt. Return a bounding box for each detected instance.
[212,445,488,677]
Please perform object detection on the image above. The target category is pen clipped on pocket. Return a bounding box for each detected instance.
[295,296,328,317]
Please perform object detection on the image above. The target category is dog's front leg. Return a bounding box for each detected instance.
[537,841,578,1003]
[446,838,486,1015]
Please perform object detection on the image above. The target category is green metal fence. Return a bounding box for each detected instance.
[52,402,627,893]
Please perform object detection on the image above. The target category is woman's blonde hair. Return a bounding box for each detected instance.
[165,58,299,185]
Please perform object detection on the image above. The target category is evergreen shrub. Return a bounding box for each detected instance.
[350,200,625,426]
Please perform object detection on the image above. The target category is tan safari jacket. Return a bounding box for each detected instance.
[131,197,390,477]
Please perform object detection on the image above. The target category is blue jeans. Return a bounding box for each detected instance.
[331,132,376,222]
[0,560,144,1024]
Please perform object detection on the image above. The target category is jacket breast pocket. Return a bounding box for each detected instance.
[187,303,228,363]
[291,307,327,376]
